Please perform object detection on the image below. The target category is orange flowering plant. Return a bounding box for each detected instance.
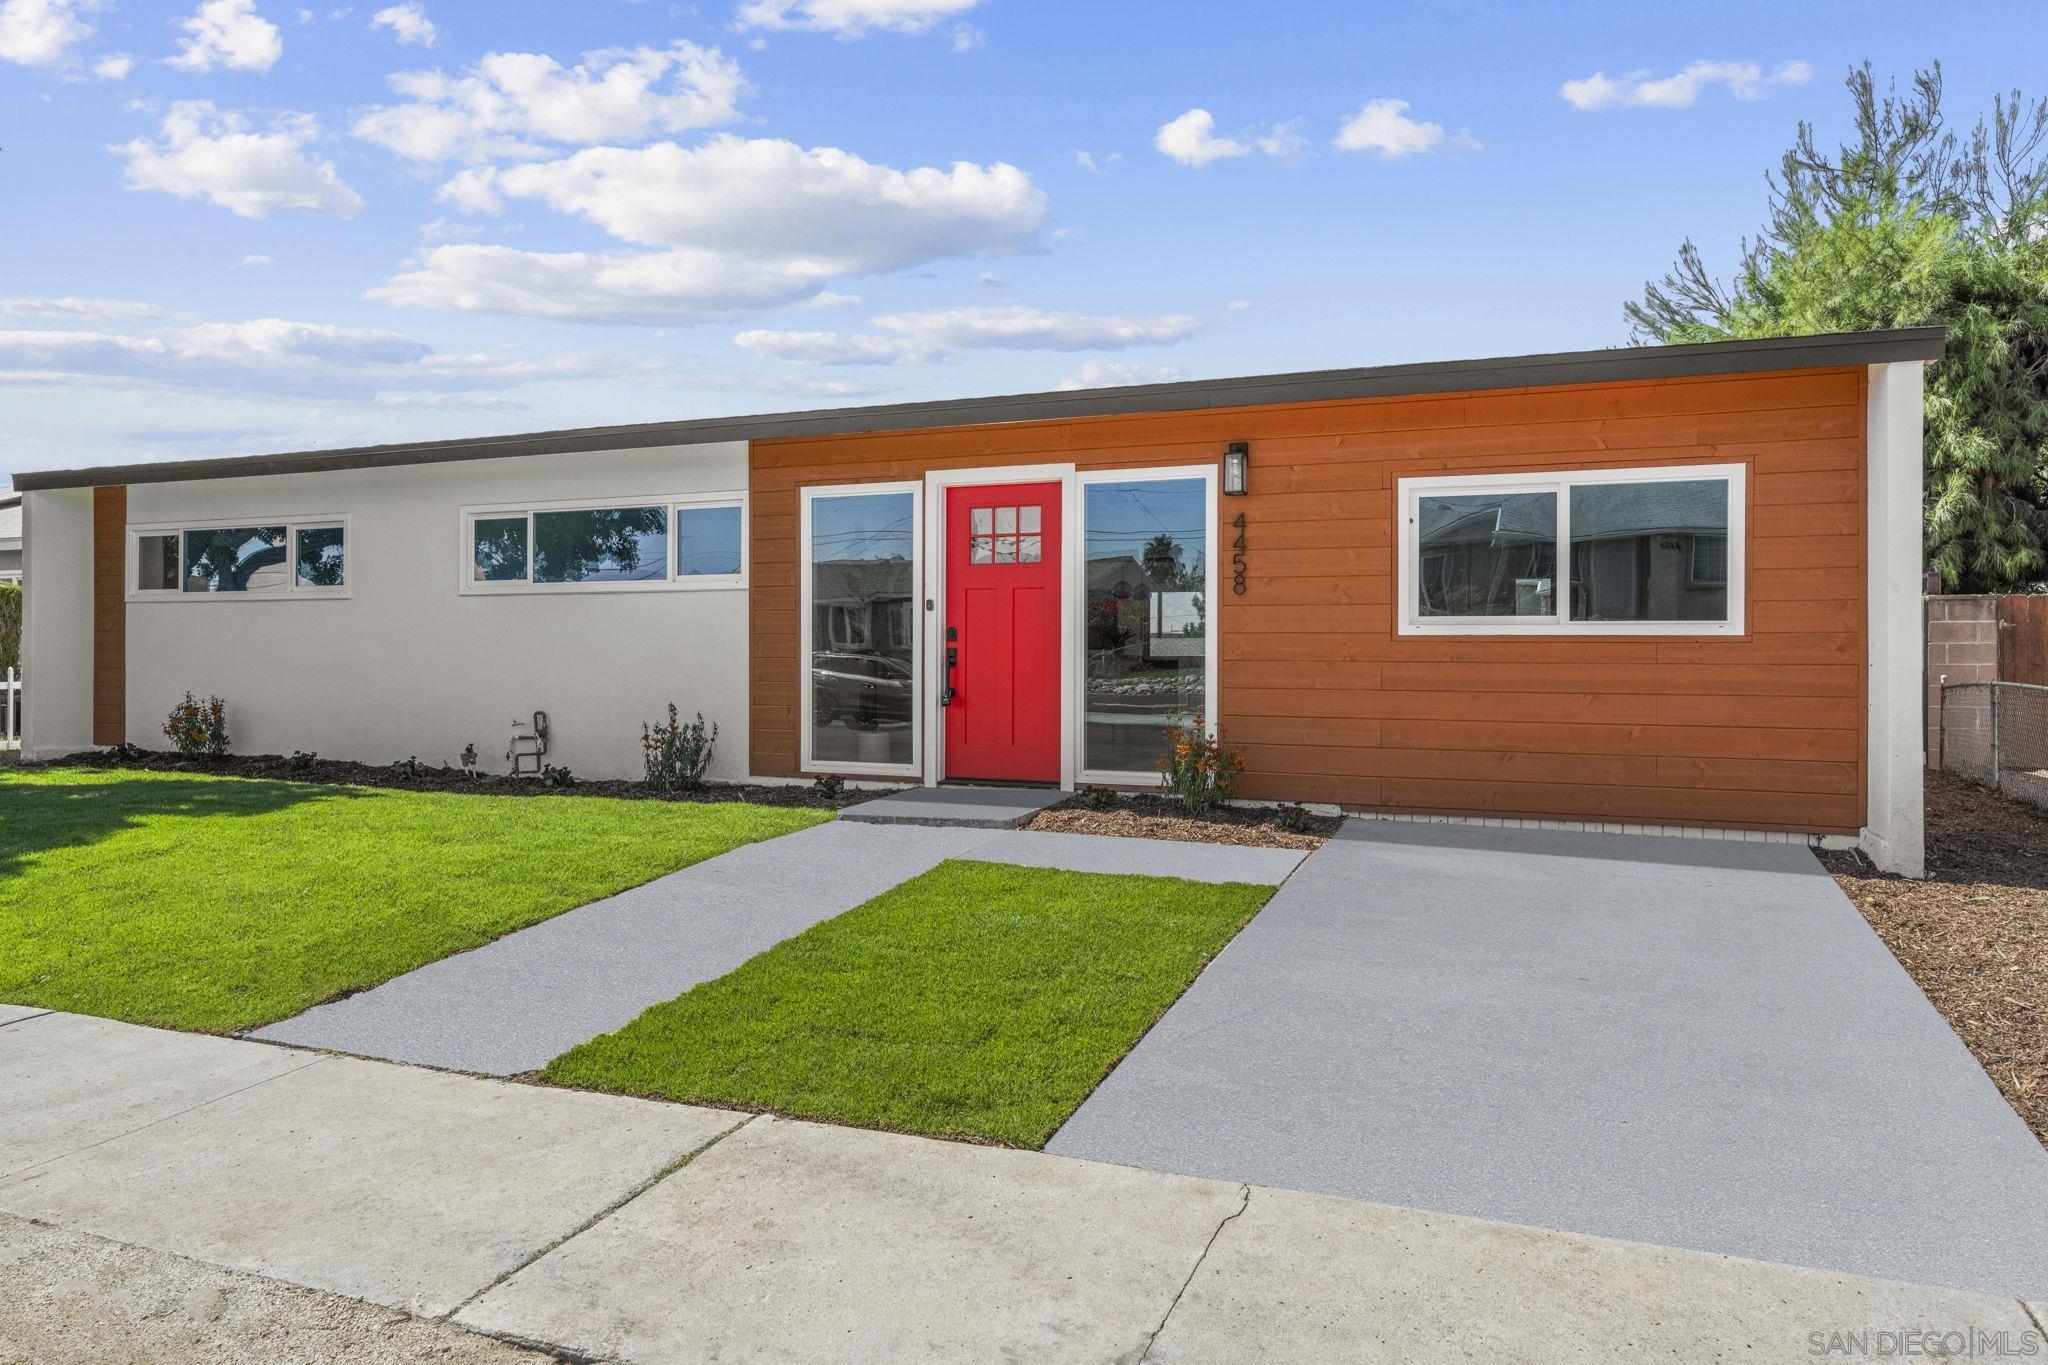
[1157,715,1244,814]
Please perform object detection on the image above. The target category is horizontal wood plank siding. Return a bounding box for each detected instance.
[92,484,126,747]
[750,366,1867,833]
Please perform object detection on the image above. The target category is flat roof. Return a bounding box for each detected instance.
[12,327,1945,493]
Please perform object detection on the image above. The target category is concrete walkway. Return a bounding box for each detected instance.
[253,821,998,1074]
[3,1011,2039,1363]
[840,784,1065,828]
[252,818,1299,1075]
[1048,819,2048,1300]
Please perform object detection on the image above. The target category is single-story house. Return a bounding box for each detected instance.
[12,328,1941,874]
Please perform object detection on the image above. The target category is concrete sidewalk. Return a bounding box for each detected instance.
[3,1010,2040,1363]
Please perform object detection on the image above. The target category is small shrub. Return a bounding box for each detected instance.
[287,749,318,771]
[1275,803,1314,834]
[108,741,146,763]
[811,773,846,800]
[460,742,478,772]
[642,704,718,793]
[162,693,229,758]
[540,764,576,788]
[1157,716,1244,815]
[1080,785,1120,812]
[0,581,20,674]
[390,755,427,779]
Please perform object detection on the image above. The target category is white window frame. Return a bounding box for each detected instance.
[127,515,352,602]
[457,491,748,595]
[1396,462,1746,637]
[1073,465,1220,788]
[800,480,925,779]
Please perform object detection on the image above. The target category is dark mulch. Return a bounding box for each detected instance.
[34,749,860,810]
[1029,790,1341,850]
[1820,769,2048,1148]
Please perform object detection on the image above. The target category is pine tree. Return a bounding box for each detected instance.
[1627,63,2048,592]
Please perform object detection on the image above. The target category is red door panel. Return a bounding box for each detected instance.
[944,483,1060,782]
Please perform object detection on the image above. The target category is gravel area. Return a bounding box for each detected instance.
[1820,770,2048,1149]
[0,1213,547,1365]
[36,748,855,809]
[1029,793,1339,850]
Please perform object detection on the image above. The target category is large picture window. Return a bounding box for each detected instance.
[130,517,347,600]
[801,484,920,776]
[1397,464,1745,635]
[460,495,746,593]
[1080,471,1214,778]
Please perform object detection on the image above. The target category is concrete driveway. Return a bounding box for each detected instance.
[1048,820,2048,1299]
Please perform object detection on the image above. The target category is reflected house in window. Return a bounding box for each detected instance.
[1568,479,1729,622]
[810,555,916,741]
[1417,492,1558,618]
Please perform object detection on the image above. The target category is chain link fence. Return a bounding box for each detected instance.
[1940,682,2048,808]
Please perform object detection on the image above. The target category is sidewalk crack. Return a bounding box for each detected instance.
[0,1009,53,1032]
[2023,1299,2046,1338]
[442,1112,760,1323]
[1138,1184,1249,1363]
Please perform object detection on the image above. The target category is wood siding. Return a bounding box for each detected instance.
[750,366,1868,833]
[92,484,126,747]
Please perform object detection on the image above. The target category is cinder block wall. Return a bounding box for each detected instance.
[1926,595,1999,767]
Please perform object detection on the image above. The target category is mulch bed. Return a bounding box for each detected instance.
[1820,770,2048,1149]
[35,749,858,810]
[1028,791,1341,850]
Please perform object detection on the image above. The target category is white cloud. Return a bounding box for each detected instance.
[1333,98,1476,158]
[949,23,979,52]
[1058,360,1186,390]
[381,134,1047,322]
[369,0,434,46]
[0,296,170,319]
[1254,119,1308,166]
[0,0,90,66]
[1560,59,1812,112]
[737,304,1202,366]
[168,0,283,72]
[1155,108,1249,167]
[353,42,746,163]
[115,101,364,219]
[975,270,1007,289]
[92,51,133,79]
[237,253,276,267]
[734,0,982,38]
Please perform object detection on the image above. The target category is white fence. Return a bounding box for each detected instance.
[2,667,17,752]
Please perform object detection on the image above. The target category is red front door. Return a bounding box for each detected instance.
[944,483,1061,782]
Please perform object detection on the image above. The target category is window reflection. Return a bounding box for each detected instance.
[1083,478,1206,774]
[1568,479,1729,622]
[1416,492,1558,617]
[676,504,743,577]
[295,526,345,588]
[811,492,916,768]
[182,527,288,593]
[473,517,528,582]
[533,506,668,583]
[136,533,179,591]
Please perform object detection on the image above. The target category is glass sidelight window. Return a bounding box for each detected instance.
[1080,473,1213,777]
[803,485,920,775]
[1398,464,1745,635]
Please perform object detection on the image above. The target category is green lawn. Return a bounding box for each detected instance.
[543,860,1271,1147]
[0,767,829,1033]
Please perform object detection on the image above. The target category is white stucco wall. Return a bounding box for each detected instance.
[1863,360,1928,878]
[20,488,95,759]
[119,441,752,782]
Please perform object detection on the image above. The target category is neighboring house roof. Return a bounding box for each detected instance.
[11,328,1947,493]
[1420,481,1727,550]
[1088,555,1155,596]
[812,557,914,607]
[0,493,20,551]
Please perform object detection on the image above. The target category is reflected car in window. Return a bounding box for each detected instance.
[811,652,915,731]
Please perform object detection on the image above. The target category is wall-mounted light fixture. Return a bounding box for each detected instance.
[1222,441,1250,496]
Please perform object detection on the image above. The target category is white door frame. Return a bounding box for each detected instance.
[920,463,1077,789]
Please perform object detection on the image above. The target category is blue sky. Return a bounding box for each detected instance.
[0,0,2029,484]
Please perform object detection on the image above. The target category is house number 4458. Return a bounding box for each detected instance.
[1231,512,1247,595]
